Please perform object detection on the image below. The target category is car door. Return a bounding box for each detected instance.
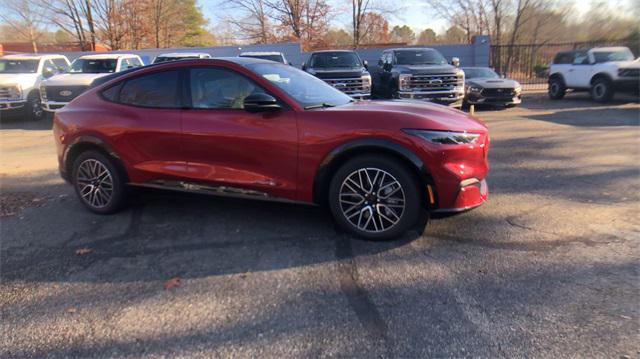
[105,69,187,180]
[565,50,592,88]
[181,66,298,200]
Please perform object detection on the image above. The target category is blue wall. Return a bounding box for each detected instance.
[59,36,490,68]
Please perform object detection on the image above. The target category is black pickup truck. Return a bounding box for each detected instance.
[371,48,465,107]
[302,50,371,99]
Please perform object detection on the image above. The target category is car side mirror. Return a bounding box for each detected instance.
[244,93,282,113]
[363,60,368,70]
[43,66,56,78]
[383,62,392,71]
[451,57,460,67]
[301,63,307,71]
[288,62,293,66]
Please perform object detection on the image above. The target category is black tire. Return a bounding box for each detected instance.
[548,77,566,100]
[25,90,43,121]
[590,77,614,103]
[72,150,128,214]
[328,155,422,240]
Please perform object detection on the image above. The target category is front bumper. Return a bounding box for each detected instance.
[465,94,522,106]
[0,100,26,111]
[613,78,640,93]
[397,90,465,107]
[348,92,371,100]
[432,178,488,213]
[42,100,69,112]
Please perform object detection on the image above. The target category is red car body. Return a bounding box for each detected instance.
[53,58,489,237]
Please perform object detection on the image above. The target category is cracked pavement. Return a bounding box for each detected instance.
[1,93,639,358]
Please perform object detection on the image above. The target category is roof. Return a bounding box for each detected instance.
[157,52,210,57]
[461,66,491,69]
[240,52,284,56]
[1,54,67,60]
[309,49,357,54]
[389,47,437,52]
[589,46,630,52]
[78,53,140,60]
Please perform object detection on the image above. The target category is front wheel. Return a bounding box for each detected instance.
[590,78,614,102]
[548,78,566,100]
[72,150,128,214]
[328,155,422,240]
[25,91,43,121]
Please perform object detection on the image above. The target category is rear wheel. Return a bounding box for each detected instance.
[548,77,566,100]
[590,77,614,102]
[328,155,422,240]
[72,150,127,214]
[25,91,43,121]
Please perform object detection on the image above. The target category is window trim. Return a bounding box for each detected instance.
[99,68,187,109]
[184,65,290,112]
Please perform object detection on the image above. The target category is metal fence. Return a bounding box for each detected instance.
[490,38,631,90]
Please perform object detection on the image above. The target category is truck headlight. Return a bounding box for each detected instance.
[7,85,22,100]
[40,85,48,101]
[403,129,480,145]
[361,74,371,89]
[399,74,412,91]
[467,85,482,93]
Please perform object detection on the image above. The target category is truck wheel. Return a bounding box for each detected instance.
[591,78,614,103]
[548,78,566,100]
[25,91,43,121]
[328,155,422,240]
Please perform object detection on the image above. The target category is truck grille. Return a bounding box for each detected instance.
[405,73,463,91]
[618,68,639,77]
[481,88,516,98]
[322,78,368,96]
[0,86,20,100]
[45,85,89,102]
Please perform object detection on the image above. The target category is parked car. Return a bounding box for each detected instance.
[239,52,289,65]
[548,46,640,102]
[152,52,211,64]
[41,53,144,112]
[0,54,70,120]
[371,48,465,107]
[302,50,371,99]
[53,57,489,240]
[462,67,521,108]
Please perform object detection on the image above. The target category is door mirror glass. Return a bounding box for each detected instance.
[301,63,307,71]
[43,66,56,78]
[363,60,368,70]
[243,93,281,112]
[451,57,460,67]
[383,62,392,71]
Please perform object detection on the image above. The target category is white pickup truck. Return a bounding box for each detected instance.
[0,54,70,120]
[548,46,639,102]
[41,53,144,112]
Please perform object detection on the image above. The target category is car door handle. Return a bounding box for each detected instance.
[568,69,574,72]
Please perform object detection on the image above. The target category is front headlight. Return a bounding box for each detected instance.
[399,74,412,91]
[404,129,480,145]
[40,85,47,101]
[361,74,371,89]
[467,85,482,93]
[514,85,522,94]
[7,84,22,100]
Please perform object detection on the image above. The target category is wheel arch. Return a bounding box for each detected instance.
[590,72,613,85]
[548,72,565,84]
[312,138,435,208]
[64,136,128,182]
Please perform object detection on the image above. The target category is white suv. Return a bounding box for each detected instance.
[0,54,70,120]
[548,46,639,102]
[41,53,144,112]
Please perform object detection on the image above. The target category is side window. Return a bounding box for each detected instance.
[554,52,572,65]
[43,59,56,72]
[190,67,266,109]
[572,51,589,65]
[53,58,69,72]
[129,57,142,67]
[118,70,181,108]
[378,53,386,66]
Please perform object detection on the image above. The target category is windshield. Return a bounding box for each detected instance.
[153,56,200,63]
[395,50,447,65]
[241,55,285,63]
[70,59,118,73]
[592,49,634,63]
[310,52,361,68]
[463,68,499,79]
[0,59,39,74]
[247,63,353,108]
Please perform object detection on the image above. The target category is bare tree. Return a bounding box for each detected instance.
[39,0,91,50]
[264,0,331,49]
[93,0,127,49]
[0,0,46,52]
[224,0,274,43]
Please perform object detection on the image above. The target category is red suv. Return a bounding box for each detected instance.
[53,58,489,239]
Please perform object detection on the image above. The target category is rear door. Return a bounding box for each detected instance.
[180,66,298,200]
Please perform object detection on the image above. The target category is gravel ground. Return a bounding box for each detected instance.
[1,92,639,358]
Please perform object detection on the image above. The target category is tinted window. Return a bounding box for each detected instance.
[310,52,361,68]
[190,67,266,109]
[0,59,39,73]
[102,83,122,101]
[52,58,69,72]
[129,57,142,67]
[592,49,634,63]
[572,51,589,65]
[70,59,118,73]
[553,52,573,64]
[247,62,352,108]
[241,54,285,63]
[463,68,499,79]
[119,70,181,108]
[394,50,446,65]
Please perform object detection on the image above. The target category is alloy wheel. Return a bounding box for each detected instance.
[339,167,405,233]
[76,159,114,208]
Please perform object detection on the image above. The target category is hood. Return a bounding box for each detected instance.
[0,73,39,88]
[308,67,367,79]
[612,61,640,69]
[325,100,487,133]
[467,78,520,88]
[43,73,111,86]
[395,64,457,74]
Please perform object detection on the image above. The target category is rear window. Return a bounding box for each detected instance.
[104,70,181,108]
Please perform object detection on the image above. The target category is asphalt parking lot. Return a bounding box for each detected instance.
[1,92,639,358]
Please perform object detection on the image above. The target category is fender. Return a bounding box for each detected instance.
[62,135,122,179]
[312,138,432,204]
[548,72,565,84]
[590,72,613,84]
